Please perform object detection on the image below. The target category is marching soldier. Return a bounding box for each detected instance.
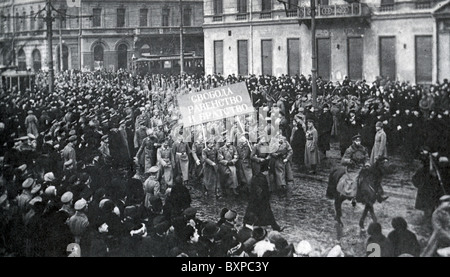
[270,135,294,192]
[202,138,219,197]
[191,134,206,185]
[218,139,240,196]
[251,135,271,176]
[173,133,191,186]
[236,133,253,195]
[157,138,174,191]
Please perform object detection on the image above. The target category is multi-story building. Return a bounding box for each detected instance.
[0,0,204,73]
[203,0,450,84]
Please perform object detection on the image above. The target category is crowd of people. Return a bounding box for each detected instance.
[0,68,449,257]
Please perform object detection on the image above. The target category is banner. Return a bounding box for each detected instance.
[177,82,255,127]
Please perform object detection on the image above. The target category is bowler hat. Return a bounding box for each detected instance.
[201,222,220,238]
[252,227,267,241]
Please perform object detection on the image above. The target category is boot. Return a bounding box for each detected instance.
[377,192,389,203]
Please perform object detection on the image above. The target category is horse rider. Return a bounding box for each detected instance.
[341,134,388,203]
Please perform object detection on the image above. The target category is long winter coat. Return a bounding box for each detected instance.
[304,127,319,167]
[370,129,388,165]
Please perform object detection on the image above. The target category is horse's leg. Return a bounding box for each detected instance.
[369,205,377,223]
[335,196,344,227]
[359,204,369,229]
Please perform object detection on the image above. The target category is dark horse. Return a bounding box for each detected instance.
[326,157,390,231]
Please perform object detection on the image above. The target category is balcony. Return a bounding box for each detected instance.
[378,4,395,12]
[415,1,432,9]
[212,15,223,22]
[298,3,370,19]
[235,13,248,21]
[259,11,272,19]
[287,10,298,18]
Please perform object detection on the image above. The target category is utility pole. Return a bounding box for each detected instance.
[180,0,184,76]
[79,1,83,71]
[310,0,317,108]
[278,0,317,108]
[46,0,54,94]
[59,11,63,72]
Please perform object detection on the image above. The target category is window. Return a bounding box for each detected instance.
[22,11,26,31]
[0,12,4,34]
[7,14,11,33]
[288,0,298,10]
[94,44,104,69]
[348,37,363,81]
[15,12,20,32]
[118,44,128,69]
[214,40,224,74]
[261,40,272,75]
[319,0,329,6]
[140,8,148,27]
[183,7,192,27]
[32,49,41,72]
[238,0,247,13]
[262,0,272,11]
[18,49,26,71]
[287,38,300,76]
[162,8,170,26]
[381,0,394,5]
[59,9,66,29]
[117,8,125,27]
[93,8,101,27]
[214,0,223,15]
[238,40,248,76]
[30,11,35,30]
[379,36,396,81]
[415,36,432,83]
[317,38,331,80]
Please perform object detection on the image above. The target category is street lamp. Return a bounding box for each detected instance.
[278,0,317,108]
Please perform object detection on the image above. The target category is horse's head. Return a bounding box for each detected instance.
[374,157,391,174]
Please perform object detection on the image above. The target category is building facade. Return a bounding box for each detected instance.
[203,0,450,84]
[0,0,204,72]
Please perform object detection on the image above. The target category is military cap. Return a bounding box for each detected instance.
[31,183,42,194]
[74,199,87,211]
[44,186,56,196]
[44,172,56,182]
[147,166,159,174]
[224,210,237,221]
[29,196,43,206]
[22,178,35,189]
[61,191,73,203]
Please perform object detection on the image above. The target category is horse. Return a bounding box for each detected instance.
[326,157,390,232]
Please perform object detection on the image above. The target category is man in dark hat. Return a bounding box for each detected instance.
[244,160,283,232]
[318,104,333,160]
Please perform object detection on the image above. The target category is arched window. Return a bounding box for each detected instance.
[93,44,104,69]
[57,45,69,71]
[18,48,26,70]
[32,49,41,72]
[117,44,128,69]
